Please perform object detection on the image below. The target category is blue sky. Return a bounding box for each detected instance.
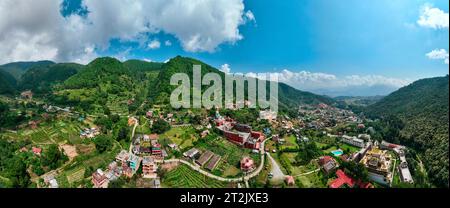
[1,0,448,96]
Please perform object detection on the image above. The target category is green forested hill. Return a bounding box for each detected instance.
[0,70,17,95]
[18,63,83,94]
[149,56,335,110]
[123,60,163,72]
[0,61,55,80]
[366,75,449,187]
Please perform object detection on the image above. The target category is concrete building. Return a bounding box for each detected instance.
[341,135,365,148]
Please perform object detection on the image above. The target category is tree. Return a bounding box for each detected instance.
[151,119,171,134]
[117,127,129,141]
[94,135,113,153]
[6,156,31,188]
[109,177,126,188]
[295,141,320,165]
[95,117,113,132]
[43,144,68,170]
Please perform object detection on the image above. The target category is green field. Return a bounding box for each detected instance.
[280,135,299,150]
[161,126,197,150]
[1,119,84,145]
[195,137,257,177]
[162,164,229,188]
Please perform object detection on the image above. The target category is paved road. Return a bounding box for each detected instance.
[163,137,271,183]
[267,153,285,182]
[128,117,139,154]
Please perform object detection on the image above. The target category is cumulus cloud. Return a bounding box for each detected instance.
[220,64,231,74]
[244,10,256,23]
[417,5,449,29]
[0,0,254,64]
[148,39,161,49]
[165,40,172,46]
[426,49,449,64]
[244,70,411,96]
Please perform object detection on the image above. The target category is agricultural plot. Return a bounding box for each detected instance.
[161,127,197,150]
[162,164,228,188]
[1,120,83,145]
[196,138,255,178]
[279,153,320,176]
[296,171,327,188]
[280,135,299,150]
[65,167,86,185]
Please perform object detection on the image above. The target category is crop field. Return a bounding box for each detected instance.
[1,120,83,145]
[162,164,228,188]
[195,137,257,177]
[66,167,86,185]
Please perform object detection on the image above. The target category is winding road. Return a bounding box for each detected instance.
[163,137,270,183]
[128,117,139,154]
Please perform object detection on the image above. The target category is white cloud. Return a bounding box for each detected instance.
[0,0,254,64]
[417,5,449,29]
[220,64,231,74]
[165,40,172,46]
[244,69,411,96]
[426,49,449,64]
[148,39,161,49]
[244,10,256,23]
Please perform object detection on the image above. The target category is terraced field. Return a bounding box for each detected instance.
[1,120,84,145]
[162,164,228,188]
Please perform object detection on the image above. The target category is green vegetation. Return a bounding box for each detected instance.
[151,119,171,134]
[0,60,55,80]
[0,70,17,95]
[366,76,449,188]
[162,164,228,188]
[18,63,82,94]
[93,135,113,153]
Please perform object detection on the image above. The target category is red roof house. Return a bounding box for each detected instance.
[330,169,355,188]
[32,147,42,156]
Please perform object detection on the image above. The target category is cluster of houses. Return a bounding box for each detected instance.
[336,132,414,186]
[92,150,161,188]
[20,90,33,99]
[145,110,176,124]
[43,105,71,113]
[316,155,374,188]
[132,134,167,159]
[214,112,264,151]
[298,104,360,129]
[311,130,415,188]
[79,127,100,139]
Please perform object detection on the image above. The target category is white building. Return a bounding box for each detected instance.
[341,135,365,148]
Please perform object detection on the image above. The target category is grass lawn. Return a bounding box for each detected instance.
[278,152,321,176]
[162,164,229,188]
[296,172,327,188]
[279,135,299,151]
[161,127,197,150]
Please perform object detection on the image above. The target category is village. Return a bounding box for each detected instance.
[1,91,416,188]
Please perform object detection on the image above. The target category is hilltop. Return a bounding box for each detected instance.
[366,75,449,187]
